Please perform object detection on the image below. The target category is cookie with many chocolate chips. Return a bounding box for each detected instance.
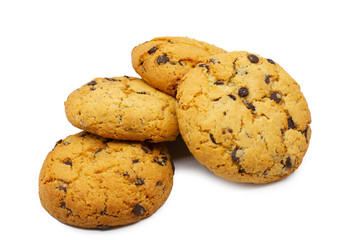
[65,76,179,142]
[39,132,174,229]
[131,37,226,96]
[176,51,311,184]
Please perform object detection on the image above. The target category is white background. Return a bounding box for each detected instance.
[1,0,359,239]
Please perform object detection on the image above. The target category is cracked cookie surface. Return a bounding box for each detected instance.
[39,132,174,228]
[65,76,179,142]
[176,51,311,184]
[131,36,226,96]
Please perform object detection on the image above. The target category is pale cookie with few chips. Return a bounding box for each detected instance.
[65,76,179,142]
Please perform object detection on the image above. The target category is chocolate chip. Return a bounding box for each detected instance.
[100,207,107,215]
[270,91,282,103]
[285,157,293,168]
[231,148,243,163]
[198,64,210,71]
[136,91,147,94]
[238,168,246,173]
[132,159,139,163]
[132,204,146,216]
[95,149,103,155]
[153,156,168,166]
[53,139,63,150]
[141,146,150,154]
[178,60,185,66]
[63,159,72,166]
[156,55,170,64]
[267,58,275,64]
[288,117,296,129]
[247,54,259,63]
[60,201,66,209]
[58,186,67,193]
[90,87,96,91]
[210,133,216,144]
[264,75,271,84]
[223,111,227,116]
[87,80,97,86]
[214,80,224,85]
[135,177,145,186]
[156,181,163,187]
[148,46,158,55]
[243,101,255,112]
[105,77,119,81]
[238,87,249,97]
[228,94,237,100]
[228,128,233,133]
[210,58,220,64]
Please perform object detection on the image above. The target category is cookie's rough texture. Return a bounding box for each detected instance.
[65,76,179,142]
[39,132,174,229]
[131,37,226,96]
[176,51,311,184]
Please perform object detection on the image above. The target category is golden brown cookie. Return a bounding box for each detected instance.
[65,76,179,142]
[131,36,226,96]
[39,132,174,229]
[176,51,311,184]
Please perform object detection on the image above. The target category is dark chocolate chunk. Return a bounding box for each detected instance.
[214,80,224,85]
[231,148,241,163]
[132,159,139,163]
[223,111,227,116]
[243,101,255,111]
[53,139,63,150]
[148,46,158,55]
[247,54,259,63]
[270,91,282,103]
[63,159,72,166]
[288,117,296,129]
[238,168,246,173]
[156,181,163,187]
[95,148,103,155]
[135,177,145,186]
[178,60,185,66]
[153,155,168,166]
[141,146,150,154]
[132,204,146,216]
[264,75,271,84]
[156,55,170,64]
[210,133,217,144]
[228,94,237,100]
[60,201,66,209]
[198,64,210,71]
[228,128,233,133]
[238,87,249,97]
[210,58,220,64]
[267,58,275,64]
[100,207,107,215]
[58,185,67,193]
[285,157,293,168]
[105,77,119,81]
[87,80,97,86]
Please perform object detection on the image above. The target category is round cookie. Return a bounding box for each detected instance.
[39,132,174,229]
[131,36,226,96]
[65,76,179,142]
[176,51,311,184]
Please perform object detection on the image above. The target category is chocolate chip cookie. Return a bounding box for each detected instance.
[131,36,226,96]
[39,132,174,228]
[65,76,179,142]
[176,51,311,184]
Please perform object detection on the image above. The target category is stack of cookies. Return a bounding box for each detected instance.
[39,37,311,229]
